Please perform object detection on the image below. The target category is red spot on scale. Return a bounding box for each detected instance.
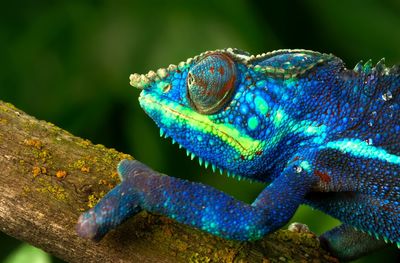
[255,150,263,155]
[337,102,341,115]
[209,66,215,74]
[314,170,331,183]
[218,66,225,75]
[240,155,245,160]
[288,156,300,164]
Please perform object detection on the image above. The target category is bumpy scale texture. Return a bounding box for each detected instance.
[77,49,400,261]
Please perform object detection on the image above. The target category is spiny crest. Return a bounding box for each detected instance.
[353,58,399,75]
[247,49,326,63]
[247,49,338,79]
[129,48,344,89]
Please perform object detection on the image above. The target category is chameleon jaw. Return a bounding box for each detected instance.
[139,92,264,178]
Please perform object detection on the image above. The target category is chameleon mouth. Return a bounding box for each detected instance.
[139,92,263,179]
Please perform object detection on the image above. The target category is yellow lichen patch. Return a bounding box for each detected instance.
[33,177,68,201]
[24,138,43,149]
[72,159,85,169]
[81,166,90,173]
[38,150,51,159]
[4,102,18,111]
[32,166,47,177]
[98,179,107,185]
[23,137,53,164]
[98,146,132,166]
[40,184,67,201]
[70,159,91,173]
[87,191,105,208]
[119,153,132,160]
[98,179,115,189]
[32,166,41,177]
[189,253,211,263]
[55,170,67,179]
[110,171,119,179]
[23,186,31,194]
[78,139,92,148]
[0,118,8,125]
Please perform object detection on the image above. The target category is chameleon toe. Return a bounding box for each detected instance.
[76,210,102,241]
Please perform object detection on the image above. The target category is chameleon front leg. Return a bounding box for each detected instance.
[77,159,316,241]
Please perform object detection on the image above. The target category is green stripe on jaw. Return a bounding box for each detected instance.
[140,93,264,157]
[140,91,329,159]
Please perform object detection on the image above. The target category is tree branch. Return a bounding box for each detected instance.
[0,100,338,262]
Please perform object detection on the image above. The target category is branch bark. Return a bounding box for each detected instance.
[0,100,338,263]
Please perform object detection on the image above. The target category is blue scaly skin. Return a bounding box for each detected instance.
[77,49,400,261]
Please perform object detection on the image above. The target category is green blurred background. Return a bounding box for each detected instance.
[0,0,399,262]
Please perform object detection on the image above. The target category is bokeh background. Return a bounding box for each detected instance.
[1,0,399,262]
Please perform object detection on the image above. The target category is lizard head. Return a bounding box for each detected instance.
[130,49,273,180]
[130,48,323,180]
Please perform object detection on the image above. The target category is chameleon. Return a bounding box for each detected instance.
[76,48,400,261]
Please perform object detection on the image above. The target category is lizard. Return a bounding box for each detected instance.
[76,48,400,261]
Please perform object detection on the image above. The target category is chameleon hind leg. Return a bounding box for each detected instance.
[320,224,388,261]
[77,159,316,241]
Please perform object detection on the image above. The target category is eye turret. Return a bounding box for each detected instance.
[187,52,237,114]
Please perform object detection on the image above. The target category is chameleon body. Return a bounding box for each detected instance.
[77,49,400,260]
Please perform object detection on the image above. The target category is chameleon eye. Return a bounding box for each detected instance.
[187,52,237,114]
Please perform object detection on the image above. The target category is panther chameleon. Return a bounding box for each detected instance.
[77,48,399,261]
